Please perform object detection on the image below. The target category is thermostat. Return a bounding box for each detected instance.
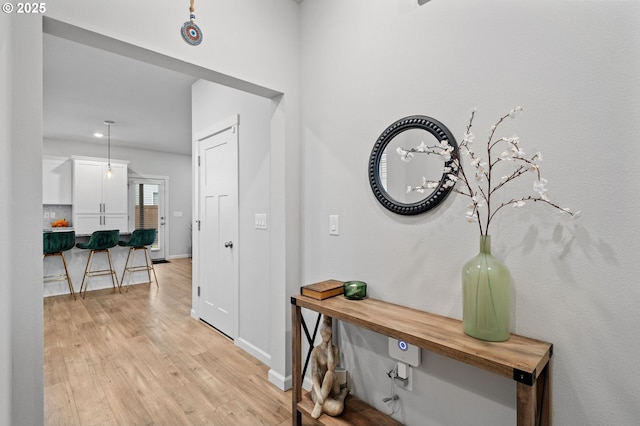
[388,338,421,367]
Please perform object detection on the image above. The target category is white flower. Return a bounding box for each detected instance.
[466,211,478,223]
[533,152,543,162]
[442,179,456,189]
[399,149,414,162]
[406,185,412,193]
[513,200,526,208]
[463,132,475,144]
[438,140,453,161]
[416,141,427,152]
[533,178,548,196]
[510,145,525,158]
[509,106,523,118]
[468,196,485,209]
[529,163,539,172]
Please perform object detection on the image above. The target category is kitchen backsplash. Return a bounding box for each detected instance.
[43,205,72,229]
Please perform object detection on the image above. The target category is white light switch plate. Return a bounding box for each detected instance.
[255,213,268,230]
[329,215,339,236]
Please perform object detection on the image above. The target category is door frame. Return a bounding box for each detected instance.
[127,174,169,260]
[191,115,239,334]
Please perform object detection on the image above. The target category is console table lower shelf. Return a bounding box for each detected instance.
[297,391,401,426]
[291,293,552,426]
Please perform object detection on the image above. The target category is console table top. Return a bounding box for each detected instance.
[292,294,552,385]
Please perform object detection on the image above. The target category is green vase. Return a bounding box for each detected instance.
[462,235,511,341]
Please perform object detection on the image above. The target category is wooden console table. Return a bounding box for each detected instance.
[291,294,552,426]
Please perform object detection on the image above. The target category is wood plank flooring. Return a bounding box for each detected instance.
[44,258,294,426]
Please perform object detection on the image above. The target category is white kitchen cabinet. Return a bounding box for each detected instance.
[73,215,129,235]
[72,158,128,235]
[43,156,72,204]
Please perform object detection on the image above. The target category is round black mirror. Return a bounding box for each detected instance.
[368,116,459,215]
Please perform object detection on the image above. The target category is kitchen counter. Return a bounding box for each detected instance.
[43,228,131,237]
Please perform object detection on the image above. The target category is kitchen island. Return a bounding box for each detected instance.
[42,229,155,297]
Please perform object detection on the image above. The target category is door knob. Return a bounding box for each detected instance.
[224,241,233,248]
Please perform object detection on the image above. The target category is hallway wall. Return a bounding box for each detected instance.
[299,1,640,424]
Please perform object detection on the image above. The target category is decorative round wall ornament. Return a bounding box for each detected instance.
[181,0,203,46]
[368,115,459,215]
[181,21,203,46]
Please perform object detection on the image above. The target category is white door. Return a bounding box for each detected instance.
[197,119,238,339]
[128,177,168,260]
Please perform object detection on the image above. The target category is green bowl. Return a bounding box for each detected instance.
[343,281,367,300]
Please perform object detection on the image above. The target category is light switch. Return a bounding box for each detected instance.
[255,213,268,230]
[329,215,339,236]
[50,211,56,218]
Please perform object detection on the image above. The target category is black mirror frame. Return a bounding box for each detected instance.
[368,115,460,215]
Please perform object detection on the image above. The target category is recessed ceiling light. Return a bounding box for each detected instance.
[94,132,104,138]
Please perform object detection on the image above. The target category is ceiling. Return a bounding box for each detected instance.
[43,34,198,156]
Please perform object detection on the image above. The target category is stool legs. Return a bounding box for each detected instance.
[120,246,159,291]
[79,248,120,299]
[43,252,76,300]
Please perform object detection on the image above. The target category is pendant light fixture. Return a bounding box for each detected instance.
[104,120,114,178]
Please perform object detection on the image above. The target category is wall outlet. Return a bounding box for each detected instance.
[389,362,413,392]
[44,211,50,219]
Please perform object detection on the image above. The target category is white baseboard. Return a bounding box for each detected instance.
[167,254,191,260]
[268,369,291,391]
[236,337,271,366]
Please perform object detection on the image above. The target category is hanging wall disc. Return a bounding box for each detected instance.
[181,21,203,46]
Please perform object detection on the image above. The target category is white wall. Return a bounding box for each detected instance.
[0,12,13,426]
[300,1,640,425]
[2,13,45,426]
[191,80,273,364]
[44,140,193,258]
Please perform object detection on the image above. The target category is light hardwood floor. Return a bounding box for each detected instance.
[44,258,294,426]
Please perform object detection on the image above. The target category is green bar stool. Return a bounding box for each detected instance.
[118,228,159,291]
[76,229,120,298]
[43,230,76,300]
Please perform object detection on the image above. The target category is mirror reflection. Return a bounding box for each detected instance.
[379,129,446,204]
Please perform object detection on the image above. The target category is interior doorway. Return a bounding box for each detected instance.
[128,176,168,261]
